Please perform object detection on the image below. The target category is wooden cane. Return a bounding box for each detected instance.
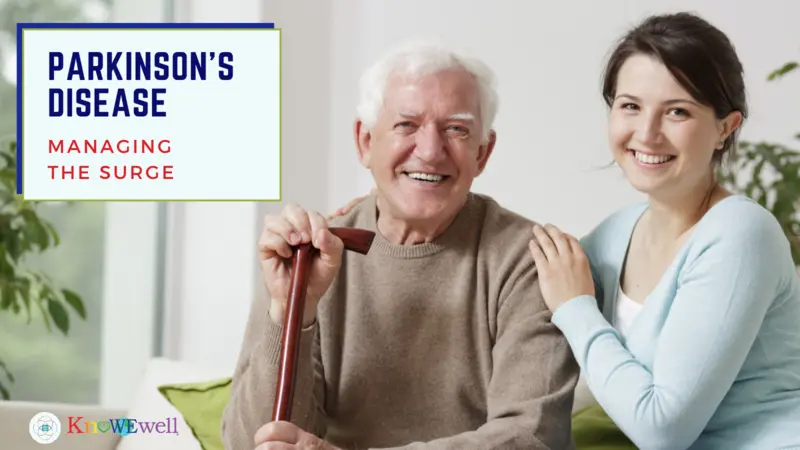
[272,227,376,422]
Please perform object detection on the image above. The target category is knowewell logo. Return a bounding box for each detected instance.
[29,412,61,444]
[30,412,180,443]
[67,415,180,436]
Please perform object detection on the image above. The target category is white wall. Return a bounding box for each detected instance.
[166,0,800,374]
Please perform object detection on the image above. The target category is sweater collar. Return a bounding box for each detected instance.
[364,193,481,259]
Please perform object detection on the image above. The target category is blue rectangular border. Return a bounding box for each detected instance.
[15,22,276,195]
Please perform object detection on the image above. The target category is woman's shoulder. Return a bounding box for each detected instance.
[580,195,785,252]
[684,195,795,275]
[694,195,785,247]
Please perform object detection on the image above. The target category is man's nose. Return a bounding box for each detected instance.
[413,124,447,163]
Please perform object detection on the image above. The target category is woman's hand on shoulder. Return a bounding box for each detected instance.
[327,188,377,220]
[528,223,595,312]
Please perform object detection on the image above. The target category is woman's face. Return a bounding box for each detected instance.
[607,54,740,198]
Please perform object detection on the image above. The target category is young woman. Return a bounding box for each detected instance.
[529,12,800,450]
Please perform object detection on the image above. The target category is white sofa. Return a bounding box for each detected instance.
[0,358,232,450]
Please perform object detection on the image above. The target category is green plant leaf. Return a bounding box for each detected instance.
[62,288,86,320]
[4,233,22,263]
[21,209,51,251]
[768,62,798,81]
[0,151,13,169]
[0,359,14,383]
[35,299,52,333]
[0,381,9,400]
[43,221,60,247]
[0,284,13,311]
[47,298,69,335]
[17,281,32,323]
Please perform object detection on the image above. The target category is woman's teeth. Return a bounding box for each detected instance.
[406,172,445,182]
[634,151,675,165]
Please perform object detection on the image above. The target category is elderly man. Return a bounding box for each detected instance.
[222,41,579,450]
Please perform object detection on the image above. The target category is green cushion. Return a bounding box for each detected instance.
[572,404,636,450]
[157,377,232,450]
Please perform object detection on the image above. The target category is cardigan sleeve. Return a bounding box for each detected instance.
[552,202,791,450]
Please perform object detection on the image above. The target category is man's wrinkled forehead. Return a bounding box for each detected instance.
[383,72,481,121]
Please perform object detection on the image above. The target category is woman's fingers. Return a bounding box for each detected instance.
[528,239,549,270]
[532,224,559,260]
[566,233,585,259]
[544,224,572,257]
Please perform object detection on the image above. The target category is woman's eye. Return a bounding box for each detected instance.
[668,108,690,117]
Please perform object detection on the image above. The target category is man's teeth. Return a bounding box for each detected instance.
[407,172,444,182]
[635,151,674,165]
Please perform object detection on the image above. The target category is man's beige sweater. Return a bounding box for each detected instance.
[222,193,579,449]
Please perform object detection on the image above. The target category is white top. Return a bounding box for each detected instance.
[614,285,643,338]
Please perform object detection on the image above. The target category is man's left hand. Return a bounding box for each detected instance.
[254,421,340,450]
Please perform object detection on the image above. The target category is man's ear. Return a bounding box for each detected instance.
[354,119,372,168]
[476,130,497,176]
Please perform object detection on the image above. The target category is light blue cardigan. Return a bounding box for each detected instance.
[552,195,800,449]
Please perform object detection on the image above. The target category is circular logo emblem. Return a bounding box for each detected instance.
[29,412,61,444]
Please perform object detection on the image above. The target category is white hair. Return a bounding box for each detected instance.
[356,40,499,142]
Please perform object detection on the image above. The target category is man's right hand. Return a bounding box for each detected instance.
[259,203,344,328]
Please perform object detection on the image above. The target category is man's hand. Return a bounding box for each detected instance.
[528,223,595,312]
[254,421,340,450]
[259,203,344,327]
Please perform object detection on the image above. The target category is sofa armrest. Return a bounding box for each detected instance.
[0,400,125,450]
